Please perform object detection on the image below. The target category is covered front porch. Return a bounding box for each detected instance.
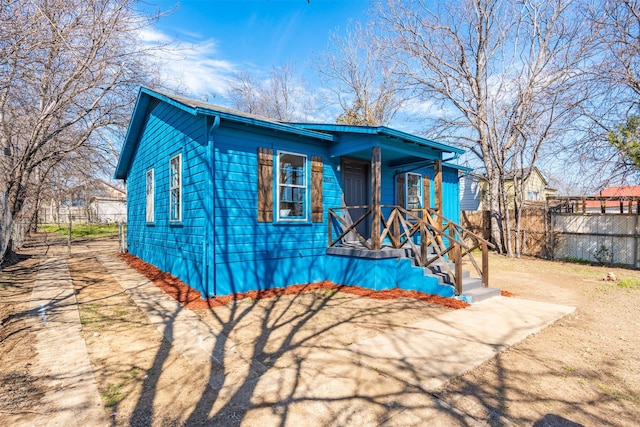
[296,124,498,302]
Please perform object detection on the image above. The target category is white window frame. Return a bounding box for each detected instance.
[146,169,154,223]
[276,150,308,222]
[405,172,423,211]
[169,154,182,222]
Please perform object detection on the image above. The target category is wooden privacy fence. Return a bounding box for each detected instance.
[461,208,550,258]
[462,198,640,267]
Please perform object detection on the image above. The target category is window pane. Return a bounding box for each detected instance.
[170,155,181,221]
[406,173,423,210]
[279,154,305,186]
[278,152,307,220]
[146,169,154,222]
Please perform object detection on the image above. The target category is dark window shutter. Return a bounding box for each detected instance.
[311,156,323,222]
[423,175,431,208]
[396,173,405,207]
[257,148,273,222]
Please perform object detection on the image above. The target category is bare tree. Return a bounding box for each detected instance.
[227,71,263,116]
[0,0,162,260]
[375,0,598,255]
[315,21,408,126]
[572,0,640,182]
[227,63,313,122]
[600,0,640,99]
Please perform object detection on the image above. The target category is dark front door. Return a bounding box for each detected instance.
[342,158,370,238]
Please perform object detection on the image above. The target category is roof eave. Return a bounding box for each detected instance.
[114,88,334,180]
[195,107,334,141]
[114,89,154,180]
[377,127,465,155]
[444,162,473,172]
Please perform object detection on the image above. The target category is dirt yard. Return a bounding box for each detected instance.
[1,233,639,426]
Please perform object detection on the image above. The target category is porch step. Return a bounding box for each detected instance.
[408,259,501,303]
[460,287,502,303]
[425,263,471,283]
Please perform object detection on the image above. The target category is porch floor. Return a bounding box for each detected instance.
[326,241,412,259]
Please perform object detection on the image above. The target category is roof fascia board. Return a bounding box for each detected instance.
[443,161,473,172]
[143,88,334,142]
[195,107,333,141]
[141,87,198,115]
[289,123,378,135]
[377,127,464,154]
[114,89,152,179]
[291,123,464,155]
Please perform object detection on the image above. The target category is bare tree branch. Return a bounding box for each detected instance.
[0,0,163,260]
[375,0,599,254]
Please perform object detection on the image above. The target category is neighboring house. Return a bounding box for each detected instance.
[39,179,127,223]
[459,173,488,211]
[459,167,556,211]
[86,180,127,222]
[114,88,480,299]
[503,167,557,205]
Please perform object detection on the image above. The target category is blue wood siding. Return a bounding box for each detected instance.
[125,102,208,294]
[442,166,461,223]
[210,126,342,296]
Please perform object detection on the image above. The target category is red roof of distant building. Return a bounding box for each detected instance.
[582,186,640,210]
[598,186,640,197]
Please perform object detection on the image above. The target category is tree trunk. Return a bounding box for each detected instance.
[488,173,505,253]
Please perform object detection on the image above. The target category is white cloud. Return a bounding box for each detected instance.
[137,28,173,44]
[138,29,237,97]
[400,99,452,120]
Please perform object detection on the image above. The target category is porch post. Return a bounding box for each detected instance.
[372,146,381,250]
[434,159,443,229]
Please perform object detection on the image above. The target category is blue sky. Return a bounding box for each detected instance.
[139,1,371,98]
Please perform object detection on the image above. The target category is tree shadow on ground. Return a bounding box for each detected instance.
[433,325,640,427]
[123,277,480,426]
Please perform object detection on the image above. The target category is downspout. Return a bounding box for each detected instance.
[205,115,220,296]
[443,151,460,162]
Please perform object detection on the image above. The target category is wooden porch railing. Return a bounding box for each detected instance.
[328,205,495,295]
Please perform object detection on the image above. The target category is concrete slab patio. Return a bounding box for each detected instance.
[346,296,576,391]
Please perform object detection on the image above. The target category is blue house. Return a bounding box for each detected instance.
[115,88,497,302]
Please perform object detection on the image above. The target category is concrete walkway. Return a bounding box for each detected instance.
[97,252,575,425]
[348,296,576,391]
[30,257,107,427]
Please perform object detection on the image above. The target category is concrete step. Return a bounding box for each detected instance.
[459,277,483,292]
[426,263,471,278]
[461,287,502,303]
[425,272,483,291]
[423,265,471,285]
